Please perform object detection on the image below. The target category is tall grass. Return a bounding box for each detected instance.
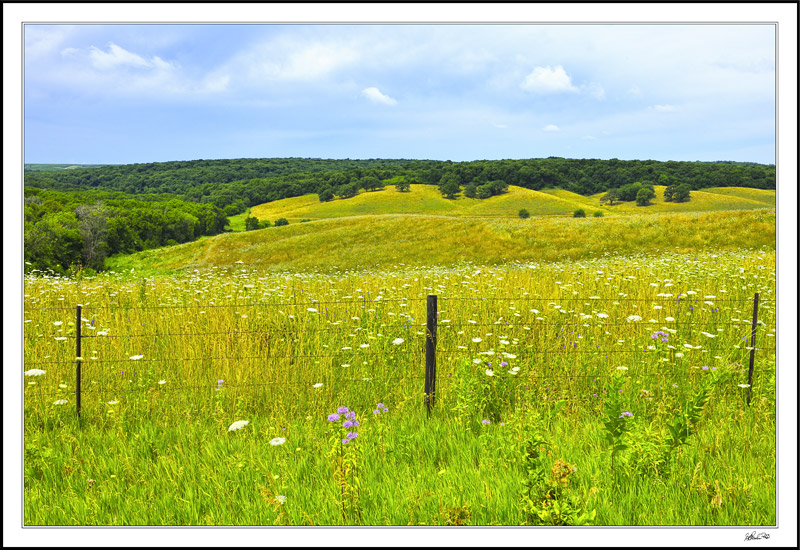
[24,249,776,525]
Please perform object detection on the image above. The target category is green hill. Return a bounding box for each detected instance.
[106,209,775,275]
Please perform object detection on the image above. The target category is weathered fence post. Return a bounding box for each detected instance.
[425,295,437,416]
[76,304,82,419]
[747,292,759,406]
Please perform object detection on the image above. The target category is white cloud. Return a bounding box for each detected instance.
[362,87,397,106]
[89,43,155,70]
[493,123,508,129]
[628,85,642,97]
[543,124,560,132]
[653,104,678,112]
[520,65,578,94]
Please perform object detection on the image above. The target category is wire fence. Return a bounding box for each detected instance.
[23,292,774,422]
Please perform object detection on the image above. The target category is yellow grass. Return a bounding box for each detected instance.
[108,209,776,275]
[590,186,775,213]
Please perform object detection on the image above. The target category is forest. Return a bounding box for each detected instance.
[23,156,775,274]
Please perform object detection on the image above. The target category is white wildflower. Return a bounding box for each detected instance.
[485,369,494,377]
[228,420,249,432]
[392,338,404,345]
[24,369,46,377]
[269,437,286,446]
[129,354,144,360]
[313,383,323,388]
[53,399,68,405]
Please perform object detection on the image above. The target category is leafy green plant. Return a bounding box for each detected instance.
[573,208,586,218]
[601,374,633,477]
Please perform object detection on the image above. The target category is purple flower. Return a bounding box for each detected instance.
[352,420,359,427]
[619,411,634,418]
[376,402,384,408]
[482,419,490,425]
[342,438,349,444]
[346,432,358,439]
[327,413,340,422]
[346,411,356,420]
[383,408,389,412]
[337,406,349,414]
[373,409,379,414]
[702,366,709,370]
[342,420,353,428]
[500,361,508,367]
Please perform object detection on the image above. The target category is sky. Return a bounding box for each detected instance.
[23,23,777,165]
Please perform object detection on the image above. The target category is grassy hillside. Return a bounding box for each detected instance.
[249,185,774,224]
[590,186,776,214]
[107,209,775,275]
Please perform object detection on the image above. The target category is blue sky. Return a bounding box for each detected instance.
[24,23,776,164]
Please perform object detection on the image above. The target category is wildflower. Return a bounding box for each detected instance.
[626,315,642,322]
[376,402,385,408]
[500,361,508,367]
[269,437,286,446]
[53,399,68,405]
[346,411,356,420]
[738,384,751,388]
[158,379,166,385]
[672,384,678,388]
[107,400,119,405]
[702,366,709,370]
[392,338,404,345]
[24,369,46,377]
[373,409,380,414]
[307,308,318,313]
[228,420,249,431]
[274,495,287,505]
[337,406,349,414]
[59,384,67,389]
[342,438,350,444]
[481,419,490,425]
[343,420,353,428]
[472,337,482,343]
[313,383,323,388]
[346,432,358,440]
[328,413,341,422]
[616,366,628,371]
[619,411,634,418]
[54,337,67,341]
[485,369,494,376]
[129,355,144,361]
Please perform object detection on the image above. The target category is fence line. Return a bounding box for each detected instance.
[23,295,774,312]
[22,293,768,420]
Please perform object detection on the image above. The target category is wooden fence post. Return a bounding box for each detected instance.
[747,293,759,406]
[425,295,437,416]
[76,305,82,419]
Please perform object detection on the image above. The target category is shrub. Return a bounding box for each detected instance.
[300,219,311,223]
[318,188,334,202]
[518,208,530,219]
[573,209,586,218]
[274,218,289,227]
[593,211,604,217]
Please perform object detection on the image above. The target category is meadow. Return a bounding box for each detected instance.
[24,242,776,525]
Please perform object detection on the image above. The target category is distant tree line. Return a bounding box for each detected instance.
[23,156,775,274]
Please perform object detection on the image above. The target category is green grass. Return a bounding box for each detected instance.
[226,209,250,232]
[250,185,774,223]
[23,248,777,525]
[105,209,775,275]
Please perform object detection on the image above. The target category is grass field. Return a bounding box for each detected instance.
[23,182,780,526]
[110,208,775,276]
[247,185,774,224]
[25,244,776,526]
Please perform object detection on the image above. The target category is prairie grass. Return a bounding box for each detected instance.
[24,248,776,525]
[111,209,775,276]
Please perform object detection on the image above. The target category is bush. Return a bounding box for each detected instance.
[593,211,604,217]
[300,219,311,223]
[573,209,586,218]
[274,218,289,227]
[518,208,530,219]
[318,188,334,202]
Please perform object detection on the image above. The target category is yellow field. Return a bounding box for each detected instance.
[107,209,776,275]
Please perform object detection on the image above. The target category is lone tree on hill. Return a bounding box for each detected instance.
[636,187,655,206]
[439,173,461,200]
[395,179,411,192]
[518,208,530,219]
[601,188,620,205]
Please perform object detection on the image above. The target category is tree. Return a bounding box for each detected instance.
[601,188,620,205]
[75,203,109,270]
[636,187,655,206]
[245,216,261,231]
[489,180,508,195]
[476,183,493,199]
[573,209,586,218]
[463,183,478,199]
[439,173,461,199]
[274,218,289,227]
[663,184,677,202]
[518,208,530,219]
[673,183,691,203]
[318,187,335,202]
[395,180,411,192]
[361,175,383,192]
[337,182,359,199]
